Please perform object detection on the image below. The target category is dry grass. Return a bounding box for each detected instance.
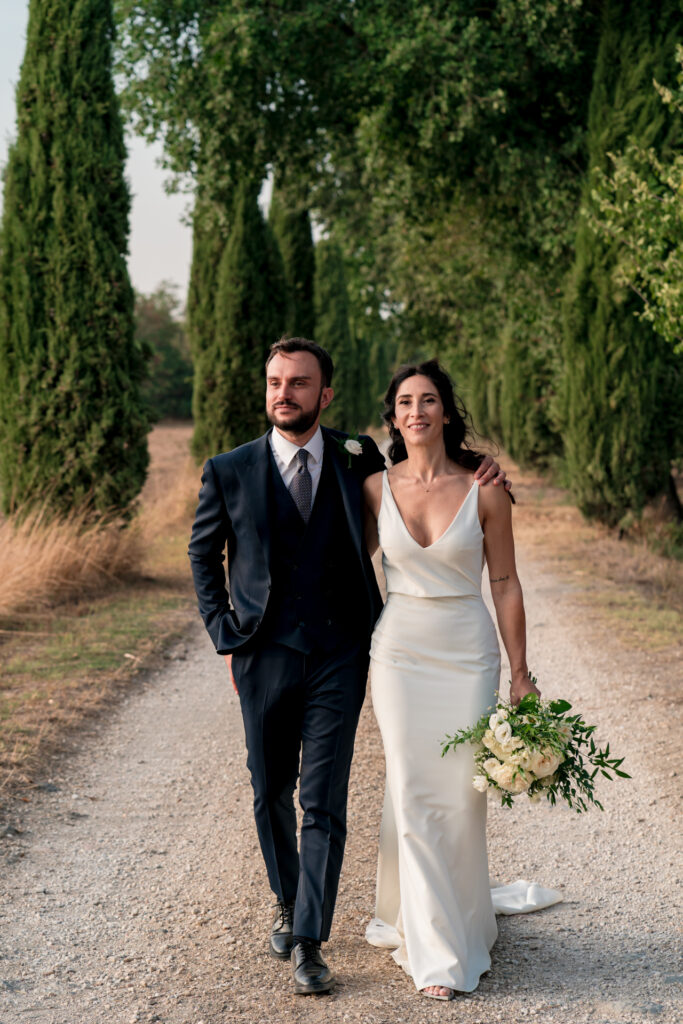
[0,421,200,806]
[0,507,145,619]
[0,422,202,621]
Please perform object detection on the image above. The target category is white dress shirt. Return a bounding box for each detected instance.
[269,426,325,504]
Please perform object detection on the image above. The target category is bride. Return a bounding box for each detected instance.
[362,360,558,1000]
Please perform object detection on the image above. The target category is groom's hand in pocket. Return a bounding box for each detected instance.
[224,654,238,694]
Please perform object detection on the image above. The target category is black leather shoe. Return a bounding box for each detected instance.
[291,940,335,994]
[269,900,295,959]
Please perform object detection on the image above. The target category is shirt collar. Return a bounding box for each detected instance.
[271,425,324,467]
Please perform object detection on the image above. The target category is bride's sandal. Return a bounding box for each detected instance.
[421,986,455,1001]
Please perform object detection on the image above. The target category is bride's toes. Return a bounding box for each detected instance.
[421,985,455,1001]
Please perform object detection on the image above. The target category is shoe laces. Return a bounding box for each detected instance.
[297,939,320,962]
[275,900,294,927]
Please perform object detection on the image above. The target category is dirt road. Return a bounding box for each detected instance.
[0,539,680,1024]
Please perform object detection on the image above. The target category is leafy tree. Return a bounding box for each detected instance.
[268,184,316,338]
[116,0,370,205]
[561,0,682,525]
[136,284,192,420]
[191,181,287,458]
[0,0,148,517]
[586,45,683,353]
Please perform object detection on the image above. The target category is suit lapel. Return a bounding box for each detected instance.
[243,431,273,565]
[323,428,363,559]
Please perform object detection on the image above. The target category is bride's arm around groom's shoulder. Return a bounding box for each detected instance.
[479,483,541,707]
[362,471,384,557]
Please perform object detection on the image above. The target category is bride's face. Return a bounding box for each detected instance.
[392,374,449,446]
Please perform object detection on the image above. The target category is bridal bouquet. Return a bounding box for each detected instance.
[441,685,629,812]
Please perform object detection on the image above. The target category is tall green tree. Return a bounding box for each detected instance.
[268,185,315,338]
[0,0,148,517]
[188,207,228,458]
[561,0,682,525]
[192,181,286,458]
[314,239,358,431]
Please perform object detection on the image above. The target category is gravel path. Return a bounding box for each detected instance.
[0,542,680,1024]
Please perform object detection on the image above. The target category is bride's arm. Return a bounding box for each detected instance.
[480,485,541,706]
[362,472,383,557]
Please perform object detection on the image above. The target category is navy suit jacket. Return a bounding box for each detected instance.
[188,426,386,654]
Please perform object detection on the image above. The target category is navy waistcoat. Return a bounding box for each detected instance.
[264,447,367,653]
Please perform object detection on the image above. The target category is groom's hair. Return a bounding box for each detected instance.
[266,337,334,387]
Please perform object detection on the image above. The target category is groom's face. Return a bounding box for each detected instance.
[266,351,334,436]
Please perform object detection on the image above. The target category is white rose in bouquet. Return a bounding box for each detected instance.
[518,746,534,771]
[482,730,504,759]
[529,748,562,779]
[489,761,530,794]
[488,709,509,731]
[483,730,519,761]
[500,736,524,758]
[472,775,489,792]
[494,721,513,746]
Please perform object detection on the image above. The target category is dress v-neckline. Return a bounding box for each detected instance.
[383,473,477,550]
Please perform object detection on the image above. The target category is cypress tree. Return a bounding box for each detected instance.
[314,239,357,431]
[268,185,315,338]
[561,0,682,525]
[188,209,228,460]
[0,0,148,517]
[191,181,286,457]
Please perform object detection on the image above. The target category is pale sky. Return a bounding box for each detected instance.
[0,1,193,298]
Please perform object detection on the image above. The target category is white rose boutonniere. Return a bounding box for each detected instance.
[335,433,365,467]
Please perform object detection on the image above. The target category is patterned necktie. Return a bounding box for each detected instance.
[289,448,312,523]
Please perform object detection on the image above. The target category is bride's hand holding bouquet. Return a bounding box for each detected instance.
[509,669,541,707]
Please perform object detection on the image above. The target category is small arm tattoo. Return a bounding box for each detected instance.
[489,574,510,583]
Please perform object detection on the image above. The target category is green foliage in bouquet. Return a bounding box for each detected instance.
[441,685,630,813]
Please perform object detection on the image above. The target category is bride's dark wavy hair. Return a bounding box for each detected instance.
[383,359,483,470]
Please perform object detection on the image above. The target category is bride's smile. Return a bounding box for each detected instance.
[392,374,449,447]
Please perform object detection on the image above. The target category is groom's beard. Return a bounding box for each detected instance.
[267,393,323,435]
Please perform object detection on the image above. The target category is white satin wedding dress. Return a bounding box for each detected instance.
[366,472,560,993]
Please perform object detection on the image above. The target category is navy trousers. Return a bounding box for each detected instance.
[232,640,369,943]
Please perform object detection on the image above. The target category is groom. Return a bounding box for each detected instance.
[188,337,505,994]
